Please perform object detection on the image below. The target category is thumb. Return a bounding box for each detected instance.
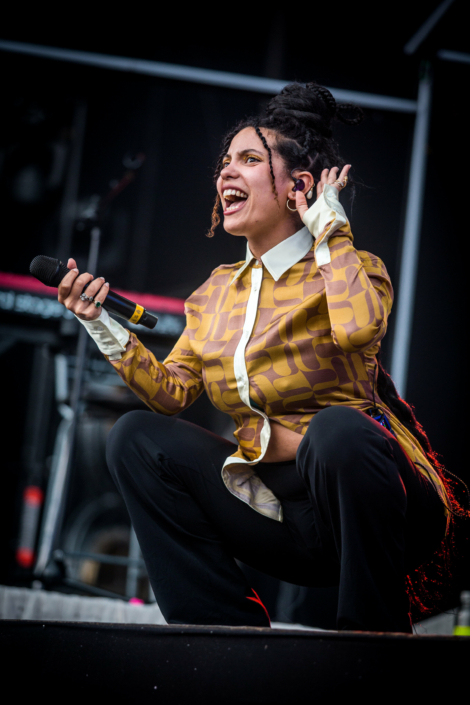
[67,257,78,270]
[295,190,309,221]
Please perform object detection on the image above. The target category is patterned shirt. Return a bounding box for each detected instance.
[94,185,447,521]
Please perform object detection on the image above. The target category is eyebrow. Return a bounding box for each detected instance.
[224,148,265,159]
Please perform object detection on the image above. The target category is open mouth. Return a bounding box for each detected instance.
[223,188,248,215]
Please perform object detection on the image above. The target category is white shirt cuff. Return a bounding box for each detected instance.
[301,184,348,265]
[75,308,130,360]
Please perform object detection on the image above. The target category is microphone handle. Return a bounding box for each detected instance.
[83,282,158,330]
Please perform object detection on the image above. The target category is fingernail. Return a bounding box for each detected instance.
[105,282,109,287]
[100,277,105,281]
[72,268,79,273]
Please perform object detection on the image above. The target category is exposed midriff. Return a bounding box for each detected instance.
[261,422,303,463]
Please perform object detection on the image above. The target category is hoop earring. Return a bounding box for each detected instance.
[286,199,297,212]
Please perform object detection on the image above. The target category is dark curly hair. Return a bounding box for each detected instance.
[208,81,469,618]
[207,81,363,238]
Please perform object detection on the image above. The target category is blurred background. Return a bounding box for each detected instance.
[0,1,468,628]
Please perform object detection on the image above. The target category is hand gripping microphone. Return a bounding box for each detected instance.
[30,256,158,329]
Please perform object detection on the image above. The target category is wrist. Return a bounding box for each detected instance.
[75,308,102,322]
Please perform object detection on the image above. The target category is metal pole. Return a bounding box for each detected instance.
[390,66,432,397]
[404,0,456,55]
[438,49,470,65]
[0,39,417,113]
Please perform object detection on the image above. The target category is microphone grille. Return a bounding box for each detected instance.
[30,256,70,287]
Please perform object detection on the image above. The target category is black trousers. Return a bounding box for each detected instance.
[106,406,446,632]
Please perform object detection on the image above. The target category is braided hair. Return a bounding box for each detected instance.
[207,82,362,238]
[254,125,278,203]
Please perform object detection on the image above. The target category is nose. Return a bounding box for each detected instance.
[220,160,239,180]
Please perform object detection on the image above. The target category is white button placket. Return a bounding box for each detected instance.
[231,266,271,460]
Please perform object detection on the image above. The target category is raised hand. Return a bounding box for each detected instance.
[316,165,351,199]
[295,165,351,221]
[57,257,109,321]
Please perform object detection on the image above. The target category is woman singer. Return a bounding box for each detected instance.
[57,82,455,633]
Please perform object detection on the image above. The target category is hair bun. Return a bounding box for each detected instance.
[269,107,332,137]
[265,82,364,138]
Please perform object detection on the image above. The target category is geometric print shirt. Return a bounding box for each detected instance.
[97,185,448,521]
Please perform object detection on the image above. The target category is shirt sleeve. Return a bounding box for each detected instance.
[107,327,204,415]
[75,308,130,360]
[302,184,393,353]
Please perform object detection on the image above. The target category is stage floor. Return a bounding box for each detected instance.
[1,619,468,700]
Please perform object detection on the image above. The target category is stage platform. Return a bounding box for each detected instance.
[1,619,468,701]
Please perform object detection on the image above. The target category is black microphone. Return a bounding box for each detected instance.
[30,256,158,330]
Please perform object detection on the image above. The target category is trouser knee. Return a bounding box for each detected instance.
[106,410,156,480]
[305,406,367,457]
[298,406,373,484]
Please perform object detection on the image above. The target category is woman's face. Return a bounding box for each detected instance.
[216,127,295,239]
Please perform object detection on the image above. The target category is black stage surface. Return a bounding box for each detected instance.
[1,621,468,701]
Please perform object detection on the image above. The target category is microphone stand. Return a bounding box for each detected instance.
[34,157,145,596]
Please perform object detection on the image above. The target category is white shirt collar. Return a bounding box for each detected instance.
[231,225,313,284]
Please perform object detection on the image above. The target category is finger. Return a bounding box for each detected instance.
[295,190,309,221]
[67,258,78,270]
[58,267,80,302]
[72,276,106,312]
[83,276,106,299]
[327,167,339,184]
[317,169,329,198]
[338,164,351,184]
[94,281,109,305]
[69,272,95,301]
[330,164,351,193]
[77,282,110,321]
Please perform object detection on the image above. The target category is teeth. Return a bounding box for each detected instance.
[222,189,247,198]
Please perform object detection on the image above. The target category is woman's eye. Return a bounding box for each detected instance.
[245,155,261,164]
[222,161,230,169]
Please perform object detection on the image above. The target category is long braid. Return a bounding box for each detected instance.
[336,103,365,126]
[311,83,365,127]
[207,193,221,238]
[311,84,337,119]
[213,128,238,181]
[254,124,279,205]
[206,127,239,238]
[376,357,469,519]
[300,130,318,172]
